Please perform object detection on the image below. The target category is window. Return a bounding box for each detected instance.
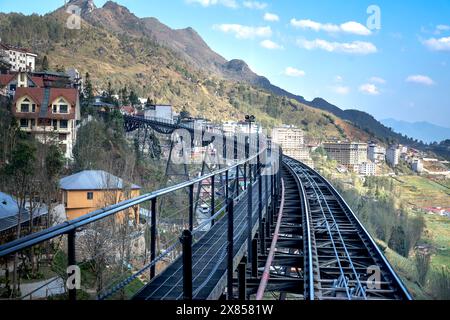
[52,105,57,113]
[20,119,28,128]
[52,120,58,130]
[20,104,30,113]
[60,120,68,129]
[30,119,35,127]
[59,105,68,114]
[32,104,36,113]
[87,192,94,200]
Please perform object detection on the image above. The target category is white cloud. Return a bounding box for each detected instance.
[291,19,339,32]
[214,24,272,39]
[334,75,343,83]
[290,19,371,36]
[243,1,267,9]
[340,21,372,36]
[359,83,380,95]
[435,24,450,35]
[260,39,283,50]
[284,67,306,77]
[369,76,386,84]
[297,39,377,55]
[423,36,450,51]
[331,86,350,95]
[187,0,238,8]
[264,13,279,22]
[406,75,435,86]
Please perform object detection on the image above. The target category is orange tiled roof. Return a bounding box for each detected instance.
[30,77,44,88]
[0,74,16,86]
[13,87,78,106]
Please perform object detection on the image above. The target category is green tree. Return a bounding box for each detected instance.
[55,65,65,73]
[388,226,408,257]
[414,250,431,287]
[41,55,49,71]
[2,140,36,297]
[129,90,140,106]
[82,72,94,113]
[180,106,190,119]
[120,87,129,105]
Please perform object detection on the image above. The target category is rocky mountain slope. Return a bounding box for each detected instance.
[1,0,445,157]
[62,1,440,150]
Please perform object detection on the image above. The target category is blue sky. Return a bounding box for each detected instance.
[1,0,449,128]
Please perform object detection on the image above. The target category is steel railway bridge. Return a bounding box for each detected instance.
[0,115,412,301]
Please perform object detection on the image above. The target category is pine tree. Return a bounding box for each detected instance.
[129,90,140,106]
[82,73,94,112]
[41,55,49,71]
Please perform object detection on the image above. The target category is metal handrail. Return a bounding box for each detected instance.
[0,148,269,258]
[256,178,285,300]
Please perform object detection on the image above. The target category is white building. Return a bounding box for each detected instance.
[222,121,239,134]
[386,145,401,167]
[368,143,386,163]
[272,126,310,161]
[0,42,37,72]
[144,104,173,121]
[66,68,83,91]
[221,121,259,134]
[356,161,376,176]
[412,159,424,173]
[323,141,368,166]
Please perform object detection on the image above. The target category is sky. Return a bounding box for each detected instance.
[1,0,449,128]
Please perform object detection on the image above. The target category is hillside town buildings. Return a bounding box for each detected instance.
[368,143,386,163]
[59,170,141,221]
[12,87,80,159]
[0,41,37,72]
[272,126,312,163]
[323,141,368,166]
[386,145,401,167]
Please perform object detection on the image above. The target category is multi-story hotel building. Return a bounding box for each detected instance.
[0,42,37,72]
[368,143,386,163]
[12,87,80,159]
[323,141,368,166]
[386,145,401,167]
[272,126,310,161]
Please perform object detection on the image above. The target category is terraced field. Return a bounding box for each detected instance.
[394,176,450,208]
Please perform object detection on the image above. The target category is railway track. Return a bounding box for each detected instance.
[282,156,412,300]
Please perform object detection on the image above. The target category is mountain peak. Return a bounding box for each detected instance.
[102,1,129,13]
[223,59,250,73]
[67,0,96,14]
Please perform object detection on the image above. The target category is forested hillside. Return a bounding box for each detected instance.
[0,5,370,142]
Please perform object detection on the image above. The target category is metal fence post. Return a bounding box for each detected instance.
[210,175,215,227]
[261,219,266,254]
[67,230,76,301]
[225,170,229,201]
[189,184,194,232]
[251,238,258,278]
[181,230,193,300]
[238,256,247,300]
[150,198,157,279]
[235,136,239,198]
[247,160,253,264]
[227,198,234,300]
[258,150,263,252]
